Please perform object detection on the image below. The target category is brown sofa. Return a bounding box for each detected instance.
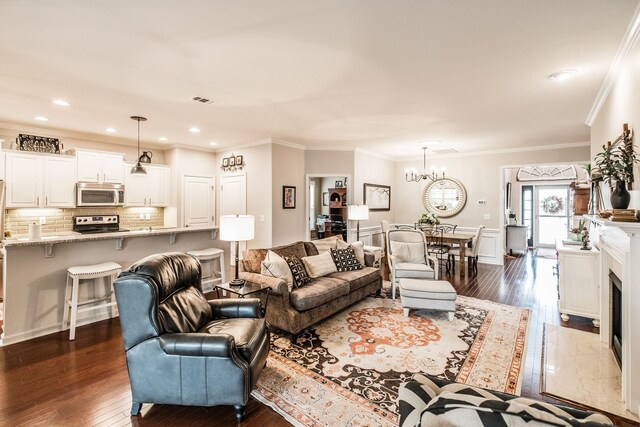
[239,239,382,341]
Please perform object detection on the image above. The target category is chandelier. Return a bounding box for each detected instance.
[405,146,445,182]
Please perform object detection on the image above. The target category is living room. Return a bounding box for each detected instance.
[1,1,640,426]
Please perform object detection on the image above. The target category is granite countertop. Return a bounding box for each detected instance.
[2,226,218,247]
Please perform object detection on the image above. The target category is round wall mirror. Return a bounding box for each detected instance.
[422,177,467,217]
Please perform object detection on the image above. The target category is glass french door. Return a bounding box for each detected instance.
[521,186,533,247]
[534,186,570,247]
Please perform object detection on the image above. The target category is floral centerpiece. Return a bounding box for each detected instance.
[418,212,440,226]
[568,219,586,242]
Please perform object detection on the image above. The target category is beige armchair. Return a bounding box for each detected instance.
[387,229,438,299]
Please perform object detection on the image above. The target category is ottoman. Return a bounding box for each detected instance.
[399,278,457,320]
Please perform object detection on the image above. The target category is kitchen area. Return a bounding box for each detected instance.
[0,140,220,346]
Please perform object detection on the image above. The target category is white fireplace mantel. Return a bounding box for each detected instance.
[585,215,640,416]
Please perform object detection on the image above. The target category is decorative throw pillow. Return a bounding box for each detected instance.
[390,241,426,264]
[284,256,312,288]
[331,247,363,272]
[336,240,365,266]
[312,235,342,253]
[261,259,294,290]
[302,251,338,278]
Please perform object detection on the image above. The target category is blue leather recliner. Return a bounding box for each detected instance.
[114,252,270,422]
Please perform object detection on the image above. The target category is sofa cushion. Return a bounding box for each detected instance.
[284,256,312,288]
[158,286,212,333]
[337,240,365,266]
[331,247,363,272]
[242,241,308,273]
[394,262,436,279]
[328,267,380,292]
[400,279,456,300]
[302,251,338,278]
[312,235,343,253]
[289,277,350,311]
[199,318,267,363]
[261,259,294,289]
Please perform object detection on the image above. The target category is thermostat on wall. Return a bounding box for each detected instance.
[477,200,486,205]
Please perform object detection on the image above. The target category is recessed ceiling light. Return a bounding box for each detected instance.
[549,69,578,81]
[52,99,70,106]
[105,127,117,133]
[34,116,48,122]
[209,141,218,146]
[189,127,200,134]
[158,137,168,142]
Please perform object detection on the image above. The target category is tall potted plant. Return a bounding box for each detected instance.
[594,132,639,209]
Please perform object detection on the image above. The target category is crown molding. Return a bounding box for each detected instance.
[394,141,590,162]
[271,138,306,150]
[585,2,640,126]
[305,145,356,152]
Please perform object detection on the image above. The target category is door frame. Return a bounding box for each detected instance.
[220,172,248,264]
[304,173,352,242]
[181,173,215,227]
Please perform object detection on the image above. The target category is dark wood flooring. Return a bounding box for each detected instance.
[0,251,636,426]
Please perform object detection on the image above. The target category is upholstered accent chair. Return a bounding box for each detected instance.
[449,225,485,273]
[114,252,270,422]
[387,229,438,299]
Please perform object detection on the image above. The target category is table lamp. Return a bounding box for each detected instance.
[348,205,369,241]
[220,214,255,287]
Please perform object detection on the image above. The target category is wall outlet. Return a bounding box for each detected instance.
[259,215,265,222]
[39,216,46,225]
[145,213,151,220]
[484,214,491,220]
[477,200,486,205]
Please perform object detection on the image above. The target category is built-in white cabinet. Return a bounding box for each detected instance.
[556,240,600,326]
[5,151,76,208]
[506,225,528,255]
[123,163,170,207]
[76,149,124,183]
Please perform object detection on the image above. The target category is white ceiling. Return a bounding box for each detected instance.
[0,0,637,158]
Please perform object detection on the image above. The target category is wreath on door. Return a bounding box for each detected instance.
[540,195,564,214]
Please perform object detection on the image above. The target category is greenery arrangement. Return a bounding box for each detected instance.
[540,195,564,214]
[418,212,440,225]
[593,127,638,185]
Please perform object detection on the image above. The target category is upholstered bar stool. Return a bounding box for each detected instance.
[187,248,226,292]
[63,262,122,340]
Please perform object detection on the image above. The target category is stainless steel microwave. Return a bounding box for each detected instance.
[76,182,125,207]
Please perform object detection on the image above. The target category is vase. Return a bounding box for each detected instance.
[610,180,631,209]
[139,151,153,163]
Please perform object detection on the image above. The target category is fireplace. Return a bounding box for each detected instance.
[610,271,622,368]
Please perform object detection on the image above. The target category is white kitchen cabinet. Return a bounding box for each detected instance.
[124,163,170,207]
[5,151,76,208]
[556,240,600,326]
[76,149,124,183]
[506,225,528,255]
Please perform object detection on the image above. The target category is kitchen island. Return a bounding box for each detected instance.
[1,226,221,345]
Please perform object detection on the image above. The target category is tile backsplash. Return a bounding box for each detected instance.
[5,207,164,236]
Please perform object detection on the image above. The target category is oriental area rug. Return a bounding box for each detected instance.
[252,290,530,427]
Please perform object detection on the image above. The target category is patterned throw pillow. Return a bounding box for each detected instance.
[331,247,363,272]
[284,256,312,288]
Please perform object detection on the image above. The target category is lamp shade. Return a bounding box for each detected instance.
[219,215,255,242]
[348,205,369,221]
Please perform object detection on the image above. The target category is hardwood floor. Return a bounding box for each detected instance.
[0,251,635,426]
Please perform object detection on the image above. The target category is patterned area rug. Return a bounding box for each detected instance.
[253,289,530,426]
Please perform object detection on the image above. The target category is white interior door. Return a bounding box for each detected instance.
[309,180,316,230]
[182,175,214,227]
[221,174,247,264]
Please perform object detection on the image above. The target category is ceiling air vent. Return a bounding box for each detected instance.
[192,96,214,105]
[432,148,458,155]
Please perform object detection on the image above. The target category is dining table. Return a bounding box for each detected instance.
[440,231,475,277]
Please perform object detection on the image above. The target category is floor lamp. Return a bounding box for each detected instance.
[220,214,255,287]
[348,205,369,241]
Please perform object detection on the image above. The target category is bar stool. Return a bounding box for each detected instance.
[187,248,226,293]
[63,262,122,341]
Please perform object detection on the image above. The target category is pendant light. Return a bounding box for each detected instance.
[130,115,148,175]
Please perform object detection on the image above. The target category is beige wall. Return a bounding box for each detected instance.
[271,144,306,246]
[305,150,354,178]
[591,37,640,192]
[393,146,591,229]
[354,150,395,228]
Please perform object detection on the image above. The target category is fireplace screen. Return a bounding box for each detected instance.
[610,271,622,368]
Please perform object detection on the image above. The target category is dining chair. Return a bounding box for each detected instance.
[387,229,438,299]
[381,220,392,274]
[438,223,457,234]
[424,227,451,276]
[449,225,485,273]
[395,224,417,230]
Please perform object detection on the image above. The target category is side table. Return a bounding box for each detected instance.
[215,282,270,317]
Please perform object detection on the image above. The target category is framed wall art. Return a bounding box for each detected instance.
[364,183,391,211]
[322,192,329,206]
[283,186,296,209]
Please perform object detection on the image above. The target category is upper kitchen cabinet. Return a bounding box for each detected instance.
[76,149,124,183]
[5,151,76,208]
[123,163,170,207]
